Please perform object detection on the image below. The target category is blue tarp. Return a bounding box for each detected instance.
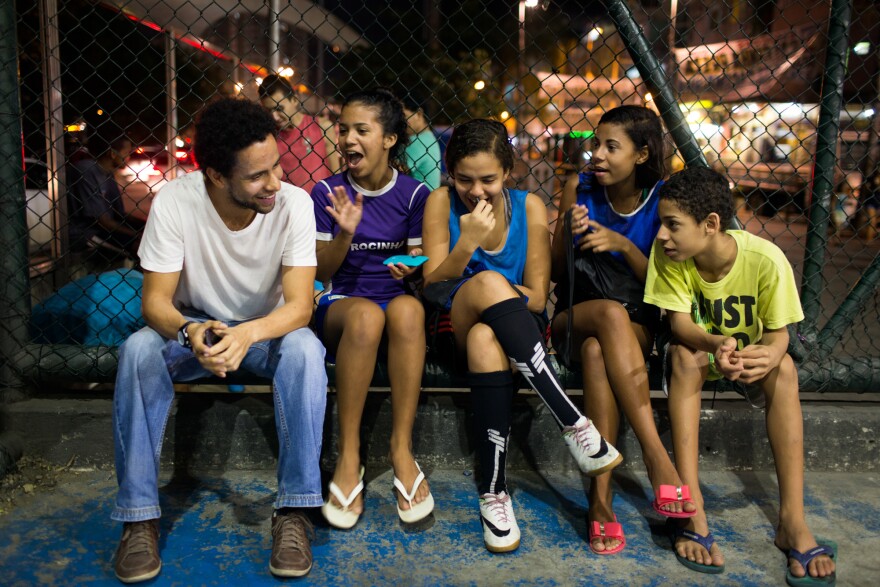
[31,269,145,346]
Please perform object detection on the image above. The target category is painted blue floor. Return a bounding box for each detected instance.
[1,468,876,586]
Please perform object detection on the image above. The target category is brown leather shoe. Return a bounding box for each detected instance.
[269,509,314,577]
[114,520,161,583]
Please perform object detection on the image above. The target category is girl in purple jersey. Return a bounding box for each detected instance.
[422,119,621,554]
[550,106,695,557]
[313,89,433,528]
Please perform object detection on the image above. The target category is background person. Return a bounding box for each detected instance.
[402,93,442,191]
[259,74,341,193]
[67,121,143,262]
[111,98,327,582]
[858,170,880,241]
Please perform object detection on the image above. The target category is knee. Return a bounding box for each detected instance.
[591,300,630,327]
[386,296,425,339]
[345,302,386,346]
[469,271,516,297]
[280,328,327,365]
[466,323,506,369]
[118,327,165,364]
[776,353,798,384]
[580,336,602,366]
[467,323,499,350]
[669,343,706,373]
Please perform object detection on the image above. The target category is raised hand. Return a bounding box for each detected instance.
[326,185,363,236]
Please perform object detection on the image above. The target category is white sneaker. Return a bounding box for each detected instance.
[562,416,623,476]
[479,492,521,553]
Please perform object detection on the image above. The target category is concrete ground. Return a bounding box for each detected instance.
[1,466,876,586]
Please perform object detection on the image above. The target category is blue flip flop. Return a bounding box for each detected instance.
[671,527,725,574]
[780,539,837,586]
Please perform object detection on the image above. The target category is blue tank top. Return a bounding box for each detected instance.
[575,172,663,268]
[448,188,528,285]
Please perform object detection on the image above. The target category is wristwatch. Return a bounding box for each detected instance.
[177,321,196,349]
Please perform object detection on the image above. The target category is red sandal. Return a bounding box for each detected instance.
[588,516,626,555]
[652,484,697,518]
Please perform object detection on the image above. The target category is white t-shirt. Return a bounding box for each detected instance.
[139,171,316,321]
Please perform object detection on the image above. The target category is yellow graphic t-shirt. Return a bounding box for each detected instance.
[644,230,803,379]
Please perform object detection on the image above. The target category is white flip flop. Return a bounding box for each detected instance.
[321,466,364,529]
[393,461,435,524]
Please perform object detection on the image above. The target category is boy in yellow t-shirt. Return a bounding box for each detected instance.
[644,167,836,585]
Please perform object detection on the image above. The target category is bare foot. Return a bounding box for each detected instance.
[674,514,725,569]
[645,454,697,516]
[774,523,836,580]
[390,450,430,511]
[328,455,364,514]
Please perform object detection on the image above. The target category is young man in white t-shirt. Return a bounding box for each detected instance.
[111,98,327,583]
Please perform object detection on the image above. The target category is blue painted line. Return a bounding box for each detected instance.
[0,469,871,586]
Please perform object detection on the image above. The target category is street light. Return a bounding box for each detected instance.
[517,0,539,126]
[518,1,539,85]
[585,27,603,81]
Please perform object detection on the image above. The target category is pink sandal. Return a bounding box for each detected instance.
[589,516,626,555]
[652,484,697,518]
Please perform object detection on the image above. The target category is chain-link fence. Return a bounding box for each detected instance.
[3,0,880,396]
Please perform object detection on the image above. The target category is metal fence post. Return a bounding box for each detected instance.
[800,0,852,337]
[602,0,707,168]
[0,0,30,401]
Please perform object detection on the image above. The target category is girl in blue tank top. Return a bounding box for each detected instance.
[549,106,699,558]
[444,186,528,298]
[422,119,621,554]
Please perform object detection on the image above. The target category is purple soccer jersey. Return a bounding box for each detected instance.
[312,169,430,304]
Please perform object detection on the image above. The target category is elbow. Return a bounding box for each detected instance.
[315,267,332,283]
[314,259,333,283]
[528,292,548,313]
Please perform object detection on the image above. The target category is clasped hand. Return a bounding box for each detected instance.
[189,320,255,378]
[714,338,775,384]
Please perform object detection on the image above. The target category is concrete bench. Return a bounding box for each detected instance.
[16,342,663,390]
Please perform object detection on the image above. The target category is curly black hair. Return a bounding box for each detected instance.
[343,88,409,170]
[598,105,668,188]
[444,119,515,175]
[659,166,734,229]
[193,98,277,177]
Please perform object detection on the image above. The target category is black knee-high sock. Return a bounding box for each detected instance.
[481,298,582,428]
[470,370,516,495]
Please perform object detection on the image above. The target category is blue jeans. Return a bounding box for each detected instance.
[111,321,328,522]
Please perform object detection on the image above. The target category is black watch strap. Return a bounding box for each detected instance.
[178,321,196,348]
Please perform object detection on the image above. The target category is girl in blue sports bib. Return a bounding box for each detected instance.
[550,106,696,555]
